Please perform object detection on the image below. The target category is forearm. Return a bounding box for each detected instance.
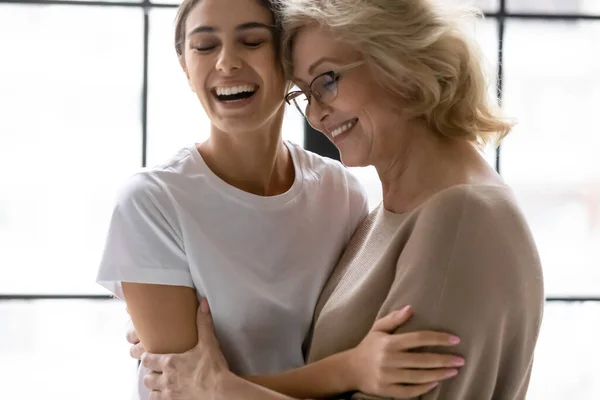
[244,349,355,399]
[219,372,303,400]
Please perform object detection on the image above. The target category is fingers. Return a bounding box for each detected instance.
[130,343,146,360]
[196,298,215,339]
[143,371,164,391]
[126,327,140,345]
[390,352,464,369]
[141,353,167,372]
[371,306,412,333]
[384,381,440,399]
[392,367,458,385]
[199,297,210,314]
[391,330,460,351]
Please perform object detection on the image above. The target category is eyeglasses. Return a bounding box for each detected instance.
[285,61,365,118]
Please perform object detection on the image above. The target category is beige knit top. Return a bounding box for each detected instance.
[306,184,545,399]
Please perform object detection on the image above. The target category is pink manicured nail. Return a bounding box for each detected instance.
[200,298,210,313]
[446,369,458,377]
[448,336,460,344]
[396,305,411,316]
[452,357,465,366]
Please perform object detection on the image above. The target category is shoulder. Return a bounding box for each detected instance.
[411,184,542,282]
[288,142,367,199]
[417,184,527,232]
[114,170,175,219]
[402,185,544,323]
[117,147,196,205]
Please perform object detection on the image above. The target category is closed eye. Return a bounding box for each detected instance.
[244,41,266,48]
[193,46,217,53]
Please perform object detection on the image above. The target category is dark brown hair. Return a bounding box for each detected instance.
[174,0,282,59]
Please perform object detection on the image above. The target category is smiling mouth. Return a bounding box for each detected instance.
[331,118,358,138]
[212,84,258,102]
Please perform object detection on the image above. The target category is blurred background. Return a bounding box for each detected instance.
[0,0,598,398]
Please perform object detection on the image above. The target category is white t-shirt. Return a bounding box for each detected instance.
[96,141,368,399]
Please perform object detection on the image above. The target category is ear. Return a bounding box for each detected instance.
[178,56,195,93]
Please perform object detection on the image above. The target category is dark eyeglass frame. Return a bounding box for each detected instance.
[284,60,365,117]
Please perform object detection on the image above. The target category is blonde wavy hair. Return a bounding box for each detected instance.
[275,0,514,147]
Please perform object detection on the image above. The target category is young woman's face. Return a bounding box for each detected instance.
[180,0,286,134]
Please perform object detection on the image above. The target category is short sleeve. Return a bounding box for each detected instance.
[96,173,193,299]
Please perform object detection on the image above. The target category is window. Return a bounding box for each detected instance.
[502,19,600,296]
[1,300,134,399]
[0,4,143,295]
[1,0,598,399]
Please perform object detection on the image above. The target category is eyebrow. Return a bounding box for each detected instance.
[308,57,338,75]
[187,22,275,38]
[292,57,338,85]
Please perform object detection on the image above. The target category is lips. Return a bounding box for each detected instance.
[328,118,358,138]
[214,84,257,97]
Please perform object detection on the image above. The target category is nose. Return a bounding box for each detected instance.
[216,44,242,74]
[307,97,331,127]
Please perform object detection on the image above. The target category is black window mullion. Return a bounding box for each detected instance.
[142,1,150,168]
[0,0,597,303]
[495,0,506,174]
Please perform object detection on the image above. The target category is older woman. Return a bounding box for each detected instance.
[133,0,544,399]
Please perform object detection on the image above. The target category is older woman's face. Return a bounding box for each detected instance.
[291,24,403,167]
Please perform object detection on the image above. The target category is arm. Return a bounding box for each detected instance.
[97,174,198,352]
[244,350,355,399]
[122,283,198,354]
[140,299,305,400]
[243,310,459,399]
[352,189,545,399]
[220,373,302,400]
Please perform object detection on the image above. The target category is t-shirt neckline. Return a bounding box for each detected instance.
[187,140,304,208]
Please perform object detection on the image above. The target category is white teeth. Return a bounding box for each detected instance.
[331,120,356,138]
[215,84,256,96]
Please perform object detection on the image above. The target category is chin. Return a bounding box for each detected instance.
[338,151,368,168]
[216,117,262,134]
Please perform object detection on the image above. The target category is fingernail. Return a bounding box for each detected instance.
[200,298,210,314]
[429,382,440,389]
[448,336,460,344]
[445,369,458,377]
[396,305,411,316]
[452,357,465,366]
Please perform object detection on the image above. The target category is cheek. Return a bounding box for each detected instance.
[256,62,285,92]
[185,59,211,94]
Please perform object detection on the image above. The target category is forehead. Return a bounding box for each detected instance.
[291,24,357,79]
[186,0,272,32]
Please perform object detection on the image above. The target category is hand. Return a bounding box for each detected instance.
[140,298,231,400]
[126,323,146,361]
[349,306,464,399]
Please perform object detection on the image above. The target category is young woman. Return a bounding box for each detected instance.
[97,0,462,399]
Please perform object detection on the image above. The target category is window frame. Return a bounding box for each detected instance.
[0,0,597,304]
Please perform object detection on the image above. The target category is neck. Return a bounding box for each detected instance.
[375,120,494,214]
[198,109,294,196]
